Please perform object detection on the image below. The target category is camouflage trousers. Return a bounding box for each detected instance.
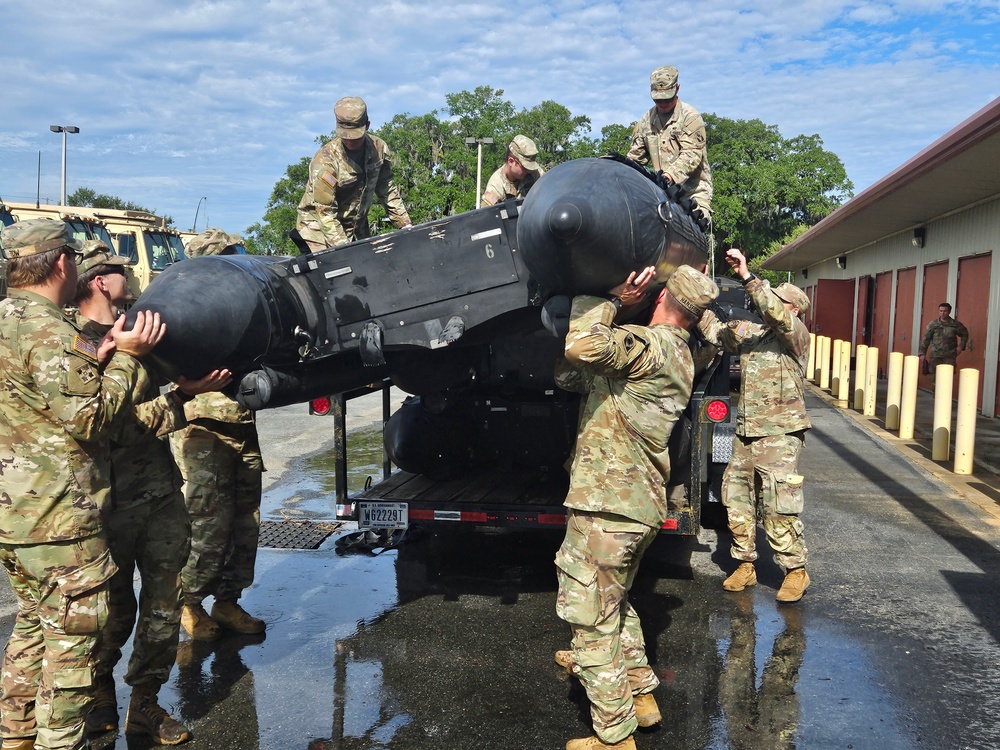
[927,355,957,370]
[0,534,116,749]
[554,509,659,744]
[96,492,191,692]
[723,432,808,570]
[172,423,263,604]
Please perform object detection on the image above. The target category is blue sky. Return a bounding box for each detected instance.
[1,0,997,236]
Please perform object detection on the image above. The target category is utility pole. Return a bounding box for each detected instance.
[49,125,80,205]
[464,136,494,209]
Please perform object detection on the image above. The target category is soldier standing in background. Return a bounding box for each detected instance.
[918,302,969,372]
[72,242,230,745]
[174,229,267,641]
[627,66,713,220]
[698,248,812,603]
[553,265,719,750]
[296,96,412,251]
[481,135,545,206]
[0,219,165,750]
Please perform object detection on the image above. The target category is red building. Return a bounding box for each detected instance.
[764,97,1000,417]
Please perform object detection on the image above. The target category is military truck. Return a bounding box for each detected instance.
[1,201,119,299]
[70,207,186,302]
[127,156,744,537]
[1,202,182,303]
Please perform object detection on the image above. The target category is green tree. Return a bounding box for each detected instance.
[598,123,634,157]
[705,115,853,267]
[510,100,597,163]
[244,157,311,255]
[373,110,471,221]
[749,223,812,285]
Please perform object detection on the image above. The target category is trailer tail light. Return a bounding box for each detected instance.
[704,399,730,423]
[310,396,332,416]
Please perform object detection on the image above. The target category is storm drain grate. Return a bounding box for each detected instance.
[258,520,342,550]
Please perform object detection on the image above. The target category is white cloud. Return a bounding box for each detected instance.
[0,0,996,229]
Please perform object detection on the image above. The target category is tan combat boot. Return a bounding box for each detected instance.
[633,692,662,727]
[776,568,810,603]
[554,649,575,674]
[722,562,757,592]
[125,687,191,745]
[180,602,221,641]
[211,600,266,634]
[566,735,636,750]
[2,738,37,750]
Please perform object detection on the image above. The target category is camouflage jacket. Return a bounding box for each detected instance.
[177,391,264,471]
[554,296,693,528]
[481,164,544,206]
[627,101,713,212]
[79,319,185,508]
[699,277,811,437]
[297,134,411,250]
[0,290,149,543]
[918,317,969,359]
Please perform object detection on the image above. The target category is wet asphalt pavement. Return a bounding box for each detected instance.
[3,389,1000,749]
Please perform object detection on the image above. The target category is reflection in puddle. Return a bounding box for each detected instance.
[265,424,386,522]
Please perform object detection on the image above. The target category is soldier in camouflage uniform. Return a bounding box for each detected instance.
[72,242,230,744]
[0,219,165,750]
[918,302,969,371]
[627,66,713,219]
[172,229,267,641]
[481,135,545,206]
[698,248,812,603]
[553,265,718,750]
[296,97,412,251]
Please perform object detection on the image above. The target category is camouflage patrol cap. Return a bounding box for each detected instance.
[774,282,810,314]
[666,265,718,318]
[186,227,241,257]
[1,218,83,259]
[335,96,369,139]
[509,135,540,172]
[77,240,130,276]
[650,66,679,100]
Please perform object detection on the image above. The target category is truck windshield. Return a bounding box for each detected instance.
[63,221,118,254]
[143,232,185,270]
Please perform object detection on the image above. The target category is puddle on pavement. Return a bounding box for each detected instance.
[81,450,927,749]
[263,423,386,522]
[85,527,925,749]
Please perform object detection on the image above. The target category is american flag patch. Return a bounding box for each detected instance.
[73,336,98,359]
[732,320,752,339]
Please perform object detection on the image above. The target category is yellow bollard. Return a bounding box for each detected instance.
[837,341,851,406]
[819,336,831,390]
[932,364,954,461]
[808,333,817,383]
[899,355,919,439]
[954,368,979,475]
[854,345,868,410]
[885,351,904,430]
[831,339,842,395]
[864,346,878,416]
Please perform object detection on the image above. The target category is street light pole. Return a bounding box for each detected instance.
[191,196,207,232]
[464,136,494,209]
[49,125,80,206]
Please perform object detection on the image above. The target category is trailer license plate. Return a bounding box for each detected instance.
[359,502,408,530]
